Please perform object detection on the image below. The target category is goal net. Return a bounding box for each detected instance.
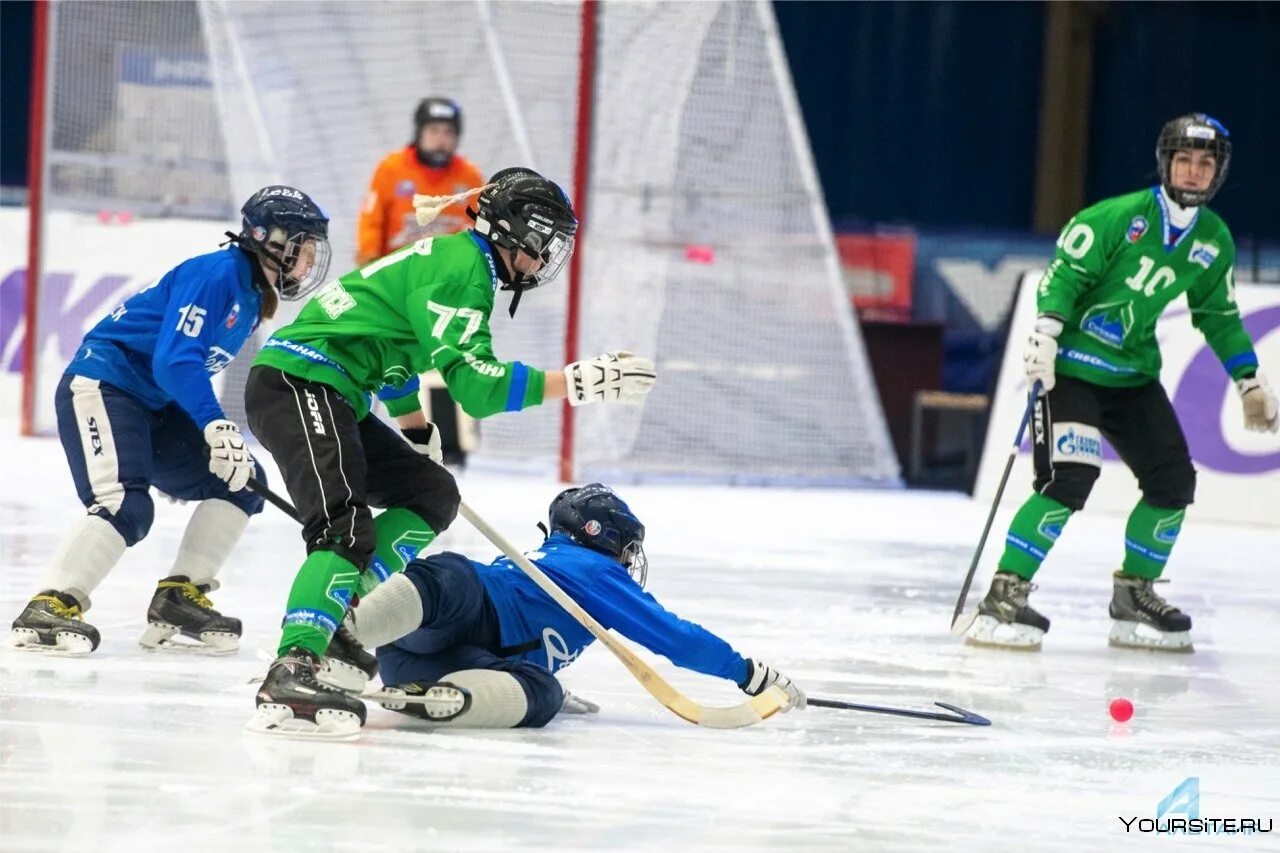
[27,0,899,486]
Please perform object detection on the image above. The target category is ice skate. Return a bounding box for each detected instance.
[319,618,378,692]
[1109,573,1193,652]
[965,571,1050,650]
[10,590,100,655]
[139,576,241,654]
[378,681,471,721]
[245,648,367,740]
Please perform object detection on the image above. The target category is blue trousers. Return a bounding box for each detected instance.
[55,374,264,546]
[376,553,564,727]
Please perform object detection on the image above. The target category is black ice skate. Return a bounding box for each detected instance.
[319,618,378,692]
[965,571,1050,650]
[378,681,471,722]
[1108,573,1193,652]
[10,590,100,655]
[245,647,368,739]
[139,576,241,654]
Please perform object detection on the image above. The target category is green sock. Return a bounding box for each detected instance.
[997,493,1074,580]
[358,507,438,597]
[1121,499,1184,579]
[278,550,362,656]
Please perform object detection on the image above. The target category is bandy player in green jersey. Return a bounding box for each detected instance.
[242,170,656,737]
[966,114,1279,653]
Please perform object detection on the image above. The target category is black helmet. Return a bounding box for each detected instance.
[548,483,647,586]
[1156,113,1231,207]
[238,185,332,301]
[470,168,578,316]
[413,97,462,168]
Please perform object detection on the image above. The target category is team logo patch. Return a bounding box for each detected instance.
[1154,511,1185,544]
[1126,216,1148,244]
[1036,507,1071,541]
[316,281,356,319]
[1080,301,1134,349]
[395,179,416,198]
[584,520,602,536]
[1188,240,1219,269]
[225,302,240,329]
[1051,422,1103,466]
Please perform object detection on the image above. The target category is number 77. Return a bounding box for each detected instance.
[427,301,484,345]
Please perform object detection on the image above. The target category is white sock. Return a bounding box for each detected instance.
[426,670,528,728]
[168,499,250,587]
[41,515,127,608]
[350,573,424,648]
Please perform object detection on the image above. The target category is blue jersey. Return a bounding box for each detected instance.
[65,246,263,428]
[475,533,749,684]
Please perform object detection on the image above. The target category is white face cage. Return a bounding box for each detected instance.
[275,232,333,300]
[621,540,648,588]
[527,230,574,286]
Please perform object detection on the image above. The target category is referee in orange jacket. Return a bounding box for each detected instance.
[356,97,486,466]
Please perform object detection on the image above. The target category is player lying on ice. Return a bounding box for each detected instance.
[11,186,331,655]
[967,113,1279,653]
[245,170,657,736]
[340,483,807,729]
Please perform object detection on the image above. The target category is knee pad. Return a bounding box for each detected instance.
[503,663,564,728]
[1139,459,1196,509]
[93,488,154,546]
[1034,462,1099,512]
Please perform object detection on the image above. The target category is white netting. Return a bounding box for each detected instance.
[31,0,898,485]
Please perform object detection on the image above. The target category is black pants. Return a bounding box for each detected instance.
[1033,375,1195,511]
[244,366,459,568]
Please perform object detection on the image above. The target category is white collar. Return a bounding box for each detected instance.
[1159,186,1199,230]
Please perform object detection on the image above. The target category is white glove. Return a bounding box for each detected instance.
[402,424,443,464]
[1237,372,1279,433]
[560,691,600,715]
[203,419,254,492]
[1024,316,1063,395]
[564,350,656,406]
[737,658,806,711]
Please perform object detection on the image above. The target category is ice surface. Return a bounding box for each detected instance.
[2,432,1277,851]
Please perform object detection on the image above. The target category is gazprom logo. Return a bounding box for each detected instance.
[1052,422,1103,464]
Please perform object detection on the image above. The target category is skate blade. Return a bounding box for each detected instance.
[376,683,471,720]
[9,627,95,656]
[318,657,371,693]
[1109,620,1193,653]
[964,615,1044,650]
[139,622,240,656]
[243,703,363,741]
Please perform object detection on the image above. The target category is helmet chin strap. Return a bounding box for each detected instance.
[486,237,538,318]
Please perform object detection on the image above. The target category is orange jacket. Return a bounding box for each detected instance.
[356,146,485,264]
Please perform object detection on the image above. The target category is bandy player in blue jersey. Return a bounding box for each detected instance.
[10,186,332,656]
[336,484,806,730]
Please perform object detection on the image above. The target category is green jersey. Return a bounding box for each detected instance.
[1037,187,1257,387]
[254,231,545,419]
